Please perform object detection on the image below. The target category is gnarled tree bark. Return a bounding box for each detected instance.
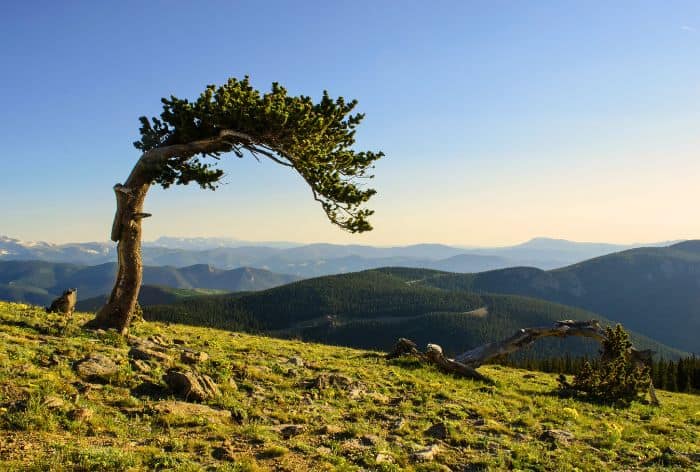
[85,131,247,334]
[388,320,659,405]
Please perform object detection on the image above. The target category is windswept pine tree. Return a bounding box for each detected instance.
[87,78,383,334]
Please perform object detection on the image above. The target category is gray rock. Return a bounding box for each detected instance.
[128,346,172,364]
[279,424,306,439]
[42,395,67,411]
[69,407,94,422]
[130,359,151,373]
[412,444,440,461]
[180,350,209,365]
[74,353,118,383]
[163,369,221,402]
[540,429,574,446]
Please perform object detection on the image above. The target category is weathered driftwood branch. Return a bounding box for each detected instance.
[387,320,659,404]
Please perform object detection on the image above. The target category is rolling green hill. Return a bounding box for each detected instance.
[397,241,700,353]
[0,260,299,306]
[1,302,698,470]
[144,269,685,360]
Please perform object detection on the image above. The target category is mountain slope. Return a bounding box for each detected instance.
[144,269,685,360]
[0,260,299,306]
[405,241,700,353]
[2,302,698,470]
[75,285,229,312]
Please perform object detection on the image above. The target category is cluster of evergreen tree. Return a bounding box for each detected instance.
[649,355,700,393]
[502,354,700,395]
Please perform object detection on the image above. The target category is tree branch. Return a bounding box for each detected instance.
[387,319,659,404]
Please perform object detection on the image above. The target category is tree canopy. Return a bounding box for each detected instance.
[133,76,384,232]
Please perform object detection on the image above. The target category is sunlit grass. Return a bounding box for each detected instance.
[0,301,698,471]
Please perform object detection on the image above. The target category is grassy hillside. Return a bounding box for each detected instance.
[0,302,698,471]
[395,242,700,353]
[0,260,299,306]
[145,270,685,360]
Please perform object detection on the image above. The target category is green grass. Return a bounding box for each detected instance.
[0,301,698,471]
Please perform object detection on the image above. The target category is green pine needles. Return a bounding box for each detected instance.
[134,77,384,232]
[564,325,652,405]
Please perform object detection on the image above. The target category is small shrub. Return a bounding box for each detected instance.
[562,325,651,405]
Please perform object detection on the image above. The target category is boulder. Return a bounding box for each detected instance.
[163,369,221,402]
[74,353,118,383]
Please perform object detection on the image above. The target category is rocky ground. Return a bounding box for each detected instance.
[0,301,698,471]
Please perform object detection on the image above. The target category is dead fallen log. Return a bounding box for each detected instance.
[387,319,659,405]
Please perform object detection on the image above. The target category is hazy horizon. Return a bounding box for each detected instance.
[0,232,683,249]
[2,1,698,247]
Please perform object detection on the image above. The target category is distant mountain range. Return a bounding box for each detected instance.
[0,235,680,276]
[0,260,299,306]
[3,238,698,357]
[143,268,686,361]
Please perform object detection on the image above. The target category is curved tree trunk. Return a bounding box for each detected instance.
[85,131,246,334]
[86,178,150,334]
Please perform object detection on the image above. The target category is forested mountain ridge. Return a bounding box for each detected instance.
[144,269,685,360]
[0,260,298,306]
[399,241,700,353]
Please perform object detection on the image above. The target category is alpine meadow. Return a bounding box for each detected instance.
[1,2,699,471]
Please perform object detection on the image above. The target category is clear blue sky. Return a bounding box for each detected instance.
[1,1,698,245]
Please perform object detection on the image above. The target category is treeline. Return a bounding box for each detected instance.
[502,354,700,394]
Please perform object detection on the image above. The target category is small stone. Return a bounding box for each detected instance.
[148,335,168,346]
[74,353,118,383]
[129,346,172,364]
[69,407,94,422]
[42,395,66,411]
[279,424,305,439]
[173,339,186,345]
[287,356,305,367]
[540,429,574,446]
[310,372,353,390]
[375,453,393,464]
[180,350,209,365]
[412,444,440,461]
[130,359,151,373]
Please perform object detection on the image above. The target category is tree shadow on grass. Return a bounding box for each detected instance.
[131,381,170,400]
[0,318,62,337]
